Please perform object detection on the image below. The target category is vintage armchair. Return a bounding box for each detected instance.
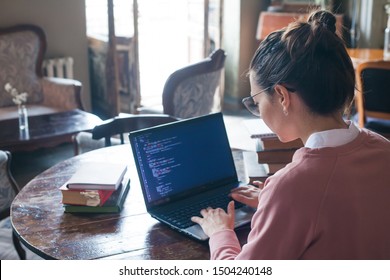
[0,150,25,259]
[0,24,83,121]
[355,60,390,138]
[139,49,227,119]
[162,48,226,119]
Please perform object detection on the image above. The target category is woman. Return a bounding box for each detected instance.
[191,10,390,259]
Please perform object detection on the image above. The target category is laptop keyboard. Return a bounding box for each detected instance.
[158,189,244,229]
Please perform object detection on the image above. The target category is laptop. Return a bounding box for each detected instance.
[129,112,255,241]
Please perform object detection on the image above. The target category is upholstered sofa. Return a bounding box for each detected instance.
[0,24,83,121]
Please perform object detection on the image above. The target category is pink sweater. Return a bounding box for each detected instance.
[209,129,390,259]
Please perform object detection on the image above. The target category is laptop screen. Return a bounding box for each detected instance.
[129,113,238,208]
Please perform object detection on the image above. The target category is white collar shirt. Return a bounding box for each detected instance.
[305,120,360,149]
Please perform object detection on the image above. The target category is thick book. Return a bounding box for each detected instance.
[64,178,130,213]
[59,184,114,206]
[258,137,303,151]
[264,163,287,175]
[66,162,127,190]
[243,119,276,139]
[257,148,296,164]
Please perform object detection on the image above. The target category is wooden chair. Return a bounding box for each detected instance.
[355,60,390,138]
[0,150,25,259]
[73,114,179,155]
[256,12,344,41]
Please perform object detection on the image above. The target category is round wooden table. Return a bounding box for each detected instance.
[11,145,249,260]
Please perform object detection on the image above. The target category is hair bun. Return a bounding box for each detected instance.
[307,10,336,34]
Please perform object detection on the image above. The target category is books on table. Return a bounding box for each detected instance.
[264,162,288,175]
[66,162,127,190]
[63,177,130,214]
[256,148,296,164]
[258,137,303,150]
[244,118,302,166]
[60,162,130,214]
[59,185,114,206]
[243,119,276,139]
[243,119,300,179]
[244,118,303,147]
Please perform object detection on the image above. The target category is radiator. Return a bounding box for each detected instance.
[42,57,74,79]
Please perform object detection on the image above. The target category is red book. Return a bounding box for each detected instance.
[59,184,114,206]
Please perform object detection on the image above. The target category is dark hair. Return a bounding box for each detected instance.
[250,10,355,115]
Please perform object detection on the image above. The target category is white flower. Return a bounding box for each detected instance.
[4,83,28,106]
[12,97,22,105]
[10,88,18,97]
[19,92,28,102]
[4,83,12,92]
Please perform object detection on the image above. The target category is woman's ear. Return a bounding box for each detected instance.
[274,85,291,115]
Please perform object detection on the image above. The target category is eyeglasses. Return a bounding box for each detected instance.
[242,88,270,117]
[242,86,296,117]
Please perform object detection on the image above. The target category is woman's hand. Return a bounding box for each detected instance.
[191,200,235,237]
[229,181,263,208]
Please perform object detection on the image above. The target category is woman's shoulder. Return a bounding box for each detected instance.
[295,129,389,157]
[260,159,330,213]
[263,129,390,193]
[362,129,390,148]
[264,155,330,193]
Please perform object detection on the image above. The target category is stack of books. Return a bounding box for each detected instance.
[243,119,303,182]
[60,162,130,213]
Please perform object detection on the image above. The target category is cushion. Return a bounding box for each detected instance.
[172,70,221,118]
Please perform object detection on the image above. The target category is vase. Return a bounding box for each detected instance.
[18,105,29,139]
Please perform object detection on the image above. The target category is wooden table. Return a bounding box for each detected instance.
[347,48,384,68]
[10,144,250,260]
[0,109,102,152]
